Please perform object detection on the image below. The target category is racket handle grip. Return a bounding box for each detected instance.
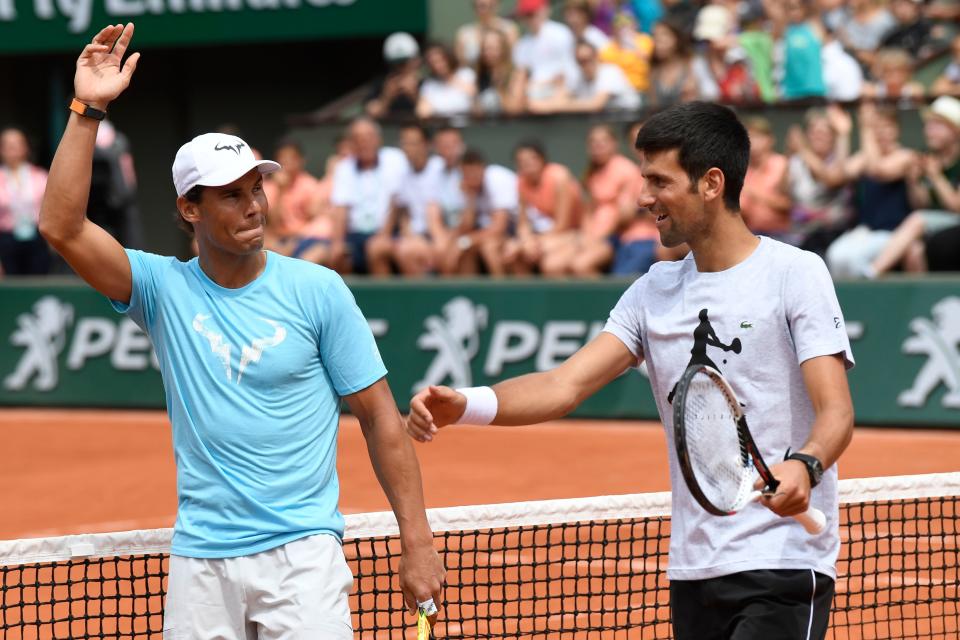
[793,507,827,535]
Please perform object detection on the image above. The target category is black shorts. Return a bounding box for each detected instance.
[670,569,834,640]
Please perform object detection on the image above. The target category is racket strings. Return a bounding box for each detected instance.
[685,375,757,513]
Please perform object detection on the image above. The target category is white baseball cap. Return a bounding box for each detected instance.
[383,32,419,63]
[924,96,960,132]
[693,5,734,43]
[172,133,280,197]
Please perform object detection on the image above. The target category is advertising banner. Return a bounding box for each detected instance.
[0,0,426,54]
[1,278,958,426]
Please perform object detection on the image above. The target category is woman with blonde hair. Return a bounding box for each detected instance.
[474,28,526,115]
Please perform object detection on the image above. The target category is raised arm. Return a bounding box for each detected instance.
[345,378,445,612]
[406,331,636,441]
[39,24,140,303]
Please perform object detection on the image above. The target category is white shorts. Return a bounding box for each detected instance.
[162,534,354,640]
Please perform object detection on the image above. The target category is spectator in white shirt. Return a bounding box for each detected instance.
[330,117,409,275]
[529,40,641,113]
[513,0,579,100]
[391,125,446,276]
[441,149,518,276]
[417,43,478,119]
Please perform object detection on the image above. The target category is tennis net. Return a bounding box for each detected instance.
[1,472,957,639]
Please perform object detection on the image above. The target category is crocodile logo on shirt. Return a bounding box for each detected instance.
[191,314,286,384]
[740,321,753,329]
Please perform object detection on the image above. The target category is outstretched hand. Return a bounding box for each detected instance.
[406,385,466,443]
[75,23,140,110]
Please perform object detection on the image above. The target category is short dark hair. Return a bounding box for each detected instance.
[514,138,547,161]
[462,148,487,167]
[174,185,205,235]
[634,101,749,211]
[400,123,432,142]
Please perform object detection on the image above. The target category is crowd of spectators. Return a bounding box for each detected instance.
[4,0,960,279]
[365,0,960,118]
[256,91,960,279]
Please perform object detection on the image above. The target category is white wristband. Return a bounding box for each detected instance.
[456,386,498,425]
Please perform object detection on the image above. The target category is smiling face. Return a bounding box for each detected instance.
[180,168,268,256]
[637,149,714,248]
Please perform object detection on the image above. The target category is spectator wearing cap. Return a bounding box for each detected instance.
[868,96,960,277]
[740,117,793,240]
[646,18,698,106]
[529,40,641,113]
[365,32,422,120]
[598,11,655,93]
[417,43,477,119]
[441,149,517,276]
[862,48,924,102]
[881,0,939,60]
[330,118,409,275]
[835,0,897,70]
[0,127,49,276]
[455,0,520,68]
[932,35,960,98]
[826,103,916,279]
[506,140,583,276]
[513,0,579,101]
[563,0,610,52]
[474,28,527,115]
[690,4,760,104]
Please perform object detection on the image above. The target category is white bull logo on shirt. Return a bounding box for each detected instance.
[192,314,286,384]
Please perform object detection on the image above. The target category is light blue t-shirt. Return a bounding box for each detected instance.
[112,250,387,558]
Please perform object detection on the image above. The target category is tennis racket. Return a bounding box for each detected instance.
[673,364,826,534]
[417,599,438,640]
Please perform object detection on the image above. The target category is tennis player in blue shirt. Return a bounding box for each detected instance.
[39,24,444,638]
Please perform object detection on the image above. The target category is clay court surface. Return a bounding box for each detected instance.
[3,408,959,539]
[2,409,958,639]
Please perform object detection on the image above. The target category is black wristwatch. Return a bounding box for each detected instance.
[786,451,824,488]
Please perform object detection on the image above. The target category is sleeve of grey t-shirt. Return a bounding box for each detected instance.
[784,251,855,369]
[602,276,647,365]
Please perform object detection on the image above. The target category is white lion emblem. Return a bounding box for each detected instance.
[4,296,75,392]
[414,297,488,392]
[898,296,960,409]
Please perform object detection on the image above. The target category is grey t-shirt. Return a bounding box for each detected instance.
[603,237,854,580]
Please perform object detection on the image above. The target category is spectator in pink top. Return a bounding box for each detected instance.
[573,124,640,275]
[507,139,583,275]
[0,127,50,275]
[740,117,793,240]
[262,138,323,259]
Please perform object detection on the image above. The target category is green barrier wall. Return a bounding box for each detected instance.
[1,277,959,427]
